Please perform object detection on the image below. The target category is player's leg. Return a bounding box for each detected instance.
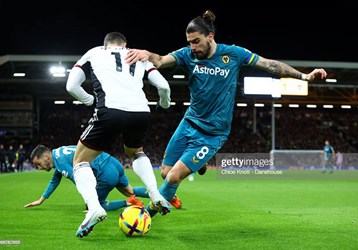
[120,183,179,209]
[100,196,144,211]
[125,146,170,209]
[96,185,144,211]
[98,189,128,211]
[161,155,183,209]
[329,159,334,173]
[147,119,190,214]
[125,146,161,200]
[73,109,116,237]
[73,141,103,211]
[100,200,125,211]
[322,160,328,173]
[146,158,208,216]
[123,111,169,209]
[112,154,150,202]
[147,120,227,217]
[161,148,206,180]
[161,165,171,179]
[146,161,188,217]
[116,179,145,208]
[74,141,107,237]
[132,186,149,198]
[120,185,145,207]
[103,155,146,209]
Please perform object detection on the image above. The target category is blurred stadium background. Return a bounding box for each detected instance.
[1,54,358,171]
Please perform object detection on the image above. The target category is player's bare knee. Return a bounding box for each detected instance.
[166,172,181,184]
[166,169,186,184]
[124,146,143,159]
[160,164,171,179]
[166,161,192,184]
[124,149,135,158]
[160,169,166,179]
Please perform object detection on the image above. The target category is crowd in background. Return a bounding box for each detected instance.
[0,143,28,173]
[1,103,358,172]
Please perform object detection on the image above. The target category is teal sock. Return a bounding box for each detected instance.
[146,203,157,217]
[102,200,127,211]
[159,179,179,202]
[146,179,179,217]
[133,186,149,198]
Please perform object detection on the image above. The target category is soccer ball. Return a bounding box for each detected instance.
[119,205,151,236]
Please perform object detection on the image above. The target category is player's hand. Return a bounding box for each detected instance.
[125,49,150,65]
[156,103,167,112]
[156,99,171,111]
[84,95,96,111]
[89,96,97,109]
[24,199,42,208]
[24,197,45,208]
[307,68,327,81]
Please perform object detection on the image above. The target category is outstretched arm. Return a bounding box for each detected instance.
[125,49,176,68]
[24,196,46,208]
[254,56,327,81]
[24,171,63,208]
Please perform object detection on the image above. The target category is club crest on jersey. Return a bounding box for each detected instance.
[222,55,230,64]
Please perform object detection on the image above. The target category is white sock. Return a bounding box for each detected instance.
[73,162,101,211]
[132,153,161,199]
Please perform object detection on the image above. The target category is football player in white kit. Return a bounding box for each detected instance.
[66,31,171,237]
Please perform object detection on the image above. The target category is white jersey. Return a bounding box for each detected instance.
[66,46,170,112]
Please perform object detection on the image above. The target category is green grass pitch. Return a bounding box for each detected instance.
[0,169,357,250]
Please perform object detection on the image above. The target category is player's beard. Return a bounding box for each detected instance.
[194,41,211,60]
[44,159,53,172]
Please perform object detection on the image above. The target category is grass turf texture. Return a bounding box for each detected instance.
[0,169,357,250]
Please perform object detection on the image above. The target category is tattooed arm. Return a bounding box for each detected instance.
[253,56,327,81]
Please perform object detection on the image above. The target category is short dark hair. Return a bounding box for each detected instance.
[104,32,127,46]
[186,10,216,36]
[30,145,50,162]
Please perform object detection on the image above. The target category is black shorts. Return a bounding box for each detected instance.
[80,108,151,151]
